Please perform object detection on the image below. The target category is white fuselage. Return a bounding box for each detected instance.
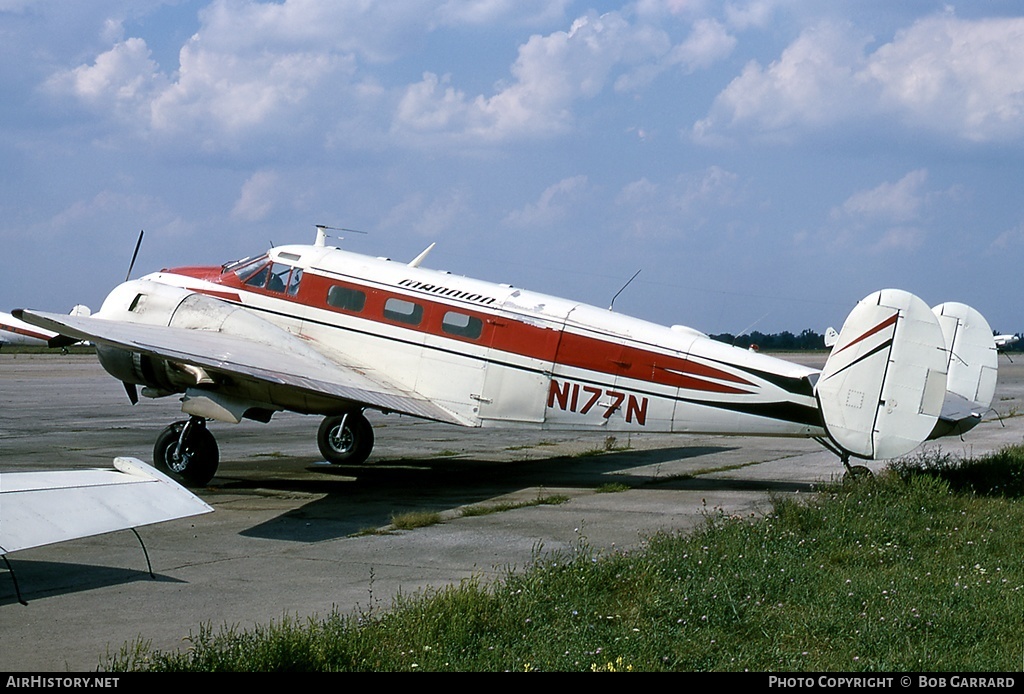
[98,243,825,438]
[0,311,55,347]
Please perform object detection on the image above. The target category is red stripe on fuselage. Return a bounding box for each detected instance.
[166,264,760,396]
[194,288,242,302]
[552,331,753,394]
[0,323,51,341]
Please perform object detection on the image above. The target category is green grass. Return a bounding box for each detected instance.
[103,445,1024,672]
[389,510,443,530]
[459,493,570,517]
[0,344,96,355]
[595,482,631,493]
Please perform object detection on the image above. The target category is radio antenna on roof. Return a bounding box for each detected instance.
[315,224,367,247]
[609,269,641,311]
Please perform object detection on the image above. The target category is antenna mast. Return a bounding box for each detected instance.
[609,269,642,311]
[315,224,367,247]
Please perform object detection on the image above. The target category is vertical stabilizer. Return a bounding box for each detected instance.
[928,302,998,439]
[816,289,948,460]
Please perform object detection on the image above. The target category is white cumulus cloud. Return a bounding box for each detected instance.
[695,11,1024,145]
[833,169,929,224]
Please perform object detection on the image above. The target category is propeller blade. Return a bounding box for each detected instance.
[123,381,139,405]
[126,229,144,282]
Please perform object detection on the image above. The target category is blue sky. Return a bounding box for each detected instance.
[2,0,1021,336]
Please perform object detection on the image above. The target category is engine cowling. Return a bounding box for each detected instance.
[92,277,342,418]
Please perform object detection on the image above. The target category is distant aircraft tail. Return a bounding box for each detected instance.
[815,290,997,461]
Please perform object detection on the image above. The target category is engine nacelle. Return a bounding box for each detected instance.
[95,344,193,396]
[94,279,234,396]
[92,278,344,418]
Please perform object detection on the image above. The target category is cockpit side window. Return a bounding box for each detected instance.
[243,264,271,289]
[287,268,303,296]
[232,255,301,296]
[267,263,291,292]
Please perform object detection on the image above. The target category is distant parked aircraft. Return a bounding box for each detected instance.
[1,306,90,348]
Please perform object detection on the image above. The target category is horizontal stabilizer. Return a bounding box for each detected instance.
[0,457,212,555]
[928,302,998,439]
[816,289,947,460]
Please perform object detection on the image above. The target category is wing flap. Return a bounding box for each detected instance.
[0,458,212,555]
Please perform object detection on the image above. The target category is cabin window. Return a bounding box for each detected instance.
[383,297,423,325]
[442,311,483,340]
[327,285,366,312]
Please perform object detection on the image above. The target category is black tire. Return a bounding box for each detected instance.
[843,464,873,483]
[317,411,374,465]
[154,420,220,486]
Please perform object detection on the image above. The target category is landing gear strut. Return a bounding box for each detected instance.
[841,455,872,482]
[154,416,220,486]
[815,436,873,482]
[318,410,374,465]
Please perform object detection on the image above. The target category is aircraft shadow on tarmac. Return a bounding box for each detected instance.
[226,444,819,542]
[0,558,186,607]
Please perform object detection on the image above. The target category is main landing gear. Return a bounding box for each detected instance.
[154,416,220,487]
[152,409,375,487]
[317,410,374,465]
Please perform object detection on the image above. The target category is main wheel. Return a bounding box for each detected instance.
[317,411,374,465]
[154,419,220,486]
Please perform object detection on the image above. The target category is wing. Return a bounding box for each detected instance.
[16,308,472,426]
[0,457,212,555]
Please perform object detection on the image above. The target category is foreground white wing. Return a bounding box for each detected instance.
[0,457,213,555]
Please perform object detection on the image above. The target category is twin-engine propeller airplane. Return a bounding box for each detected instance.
[995,334,1020,351]
[16,227,999,486]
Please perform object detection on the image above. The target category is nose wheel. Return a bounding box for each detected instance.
[317,411,374,465]
[154,416,220,486]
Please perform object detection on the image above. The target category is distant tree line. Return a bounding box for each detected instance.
[710,330,1023,352]
[709,329,826,351]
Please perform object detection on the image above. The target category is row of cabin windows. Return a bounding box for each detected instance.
[232,259,484,341]
[326,284,484,340]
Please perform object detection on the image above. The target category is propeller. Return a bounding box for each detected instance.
[120,229,145,404]
[123,381,139,405]
[126,229,144,282]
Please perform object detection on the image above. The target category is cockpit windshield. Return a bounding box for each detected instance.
[230,255,302,296]
[222,255,260,274]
